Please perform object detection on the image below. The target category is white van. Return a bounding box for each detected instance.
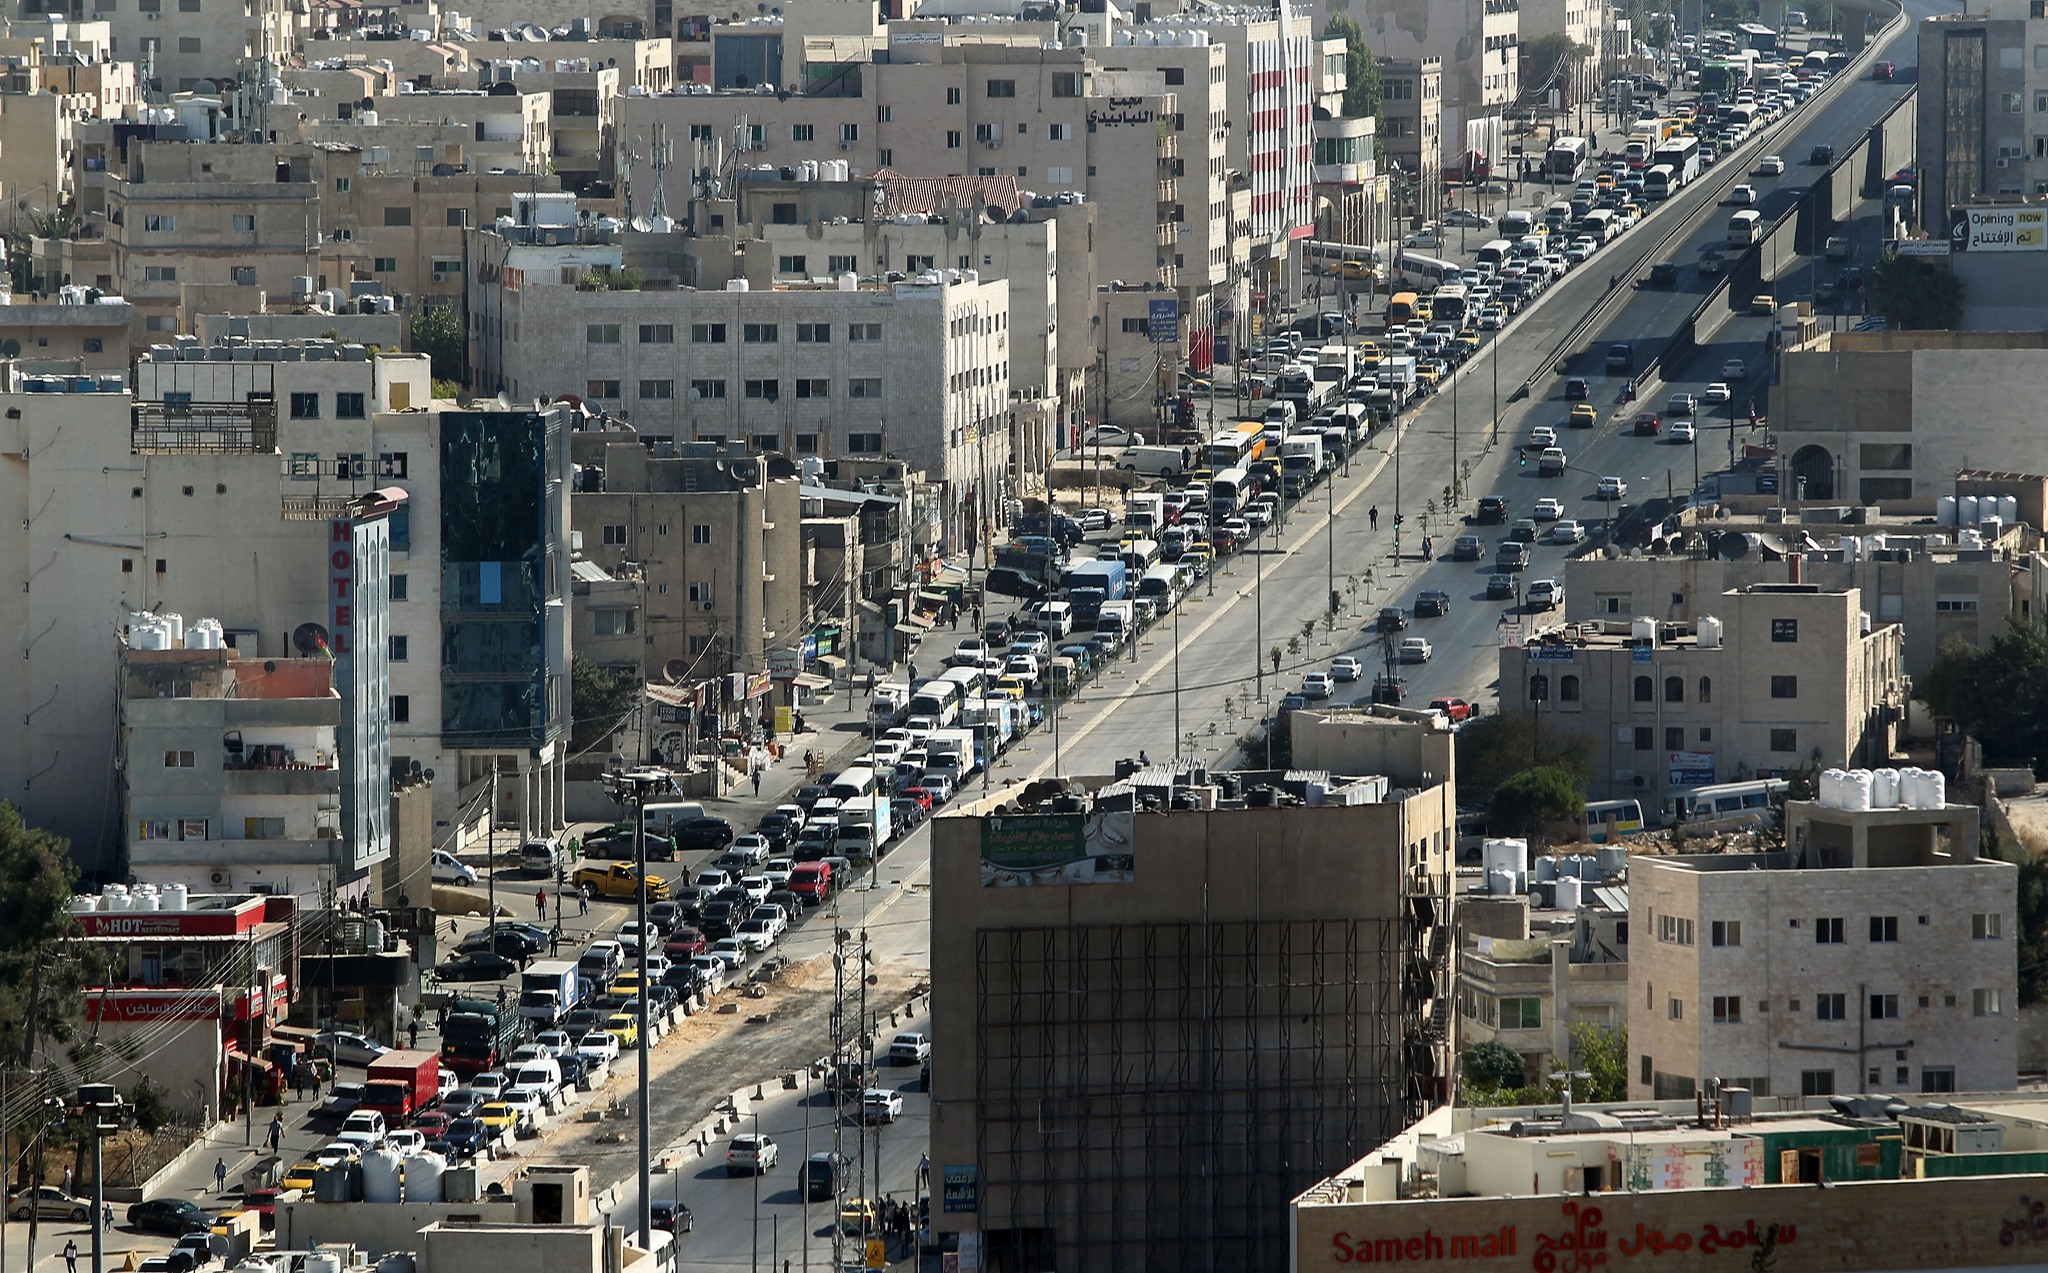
[1117,445,1191,477]
[643,802,707,840]
[1033,601,1075,638]
[513,1057,563,1098]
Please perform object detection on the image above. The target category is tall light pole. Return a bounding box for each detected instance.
[600,769,661,1253]
[76,1084,123,1273]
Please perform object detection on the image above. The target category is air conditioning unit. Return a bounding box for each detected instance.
[1631,773,1652,790]
[984,137,1002,149]
[699,600,716,611]
[839,141,851,150]
[209,868,233,887]
[1997,157,2012,169]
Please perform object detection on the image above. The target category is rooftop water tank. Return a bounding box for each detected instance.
[400,1152,446,1203]
[2000,495,2019,523]
[1869,767,1899,807]
[1696,615,1723,648]
[1534,856,1557,883]
[1483,837,1529,881]
[1556,875,1583,911]
[1937,495,1957,526]
[1958,495,1979,525]
[1842,769,1873,811]
[1818,767,1847,808]
[163,883,189,911]
[1631,616,1657,645]
[726,279,750,291]
[1487,868,1515,896]
[362,1148,403,1203]
[69,895,98,914]
[1595,846,1626,876]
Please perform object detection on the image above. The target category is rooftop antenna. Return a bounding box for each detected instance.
[621,142,638,222]
[648,122,671,221]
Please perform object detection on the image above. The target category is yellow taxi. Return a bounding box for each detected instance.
[839,1199,879,1237]
[1594,171,1617,190]
[475,1103,519,1136]
[1355,339,1383,363]
[991,677,1028,701]
[281,1162,319,1191]
[1454,331,1483,356]
[609,971,644,996]
[1569,404,1598,429]
[605,1013,641,1048]
[1413,363,1442,392]
[1337,260,1380,283]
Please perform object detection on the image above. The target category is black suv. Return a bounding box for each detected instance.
[127,1200,216,1237]
[1415,590,1451,617]
[1475,496,1509,524]
[1375,607,1409,633]
[1645,261,1679,286]
[672,817,735,852]
[1808,144,1834,165]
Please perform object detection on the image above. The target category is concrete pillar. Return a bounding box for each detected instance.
[1841,18,1868,54]
[554,756,568,830]
[1550,935,1572,1069]
[518,761,534,840]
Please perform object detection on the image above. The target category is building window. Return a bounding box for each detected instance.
[1922,1067,1957,1093]
[144,214,176,232]
[795,433,819,454]
[586,323,622,344]
[849,323,882,342]
[593,610,636,636]
[1770,674,1799,698]
[692,322,727,343]
[1869,915,1898,943]
[840,123,860,143]
[1633,726,1653,751]
[389,635,408,662]
[144,266,178,282]
[743,323,779,343]
[1633,675,1652,702]
[827,256,857,275]
[383,206,412,226]
[373,257,398,273]
[790,124,814,141]
[947,130,963,149]
[848,432,883,454]
[1975,912,2004,939]
[335,392,366,419]
[744,379,781,400]
[1868,993,1899,1020]
[1559,675,1580,701]
[289,393,319,419]
[796,323,832,343]
[1665,726,1685,751]
[232,266,257,286]
[1816,916,1844,944]
[778,255,808,275]
[1120,317,1148,334]
[639,323,674,343]
[1712,996,1741,1024]
[1052,71,1079,97]
[1658,916,1694,945]
[162,749,195,768]
[1974,988,2004,1016]
[986,78,1016,97]
[1710,920,1741,947]
[1499,997,1541,1029]
[1769,728,1798,752]
[1699,676,1712,702]
[1668,996,1683,1021]
[1801,1069,1835,1097]
[689,379,727,399]
[946,87,962,105]
[795,378,830,399]
[586,380,621,399]
[392,694,409,723]
[849,377,883,399]
[391,574,408,602]
[692,524,712,545]
[637,379,674,400]
[1771,617,1799,642]
[601,524,627,546]
[1816,993,1847,1021]
[1664,675,1684,702]
[1049,123,1072,141]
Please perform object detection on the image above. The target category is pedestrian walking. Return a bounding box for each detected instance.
[751,767,762,795]
[103,1204,113,1232]
[549,927,563,956]
[1368,504,1379,530]
[63,1166,73,1193]
[64,1240,78,1273]
[407,1017,420,1050]
[214,1158,228,1193]
[535,888,548,922]
[864,668,876,697]
[578,885,590,916]
[266,1114,284,1154]
[917,1152,931,1187]
[567,834,581,862]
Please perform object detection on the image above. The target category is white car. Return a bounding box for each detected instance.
[1702,381,1732,404]
[862,1089,906,1123]
[761,860,793,889]
[575,1032,621,1066]
[689,954,730,994]
[1329,657,1364,683]
[1398,636,1433,663]
[535,1030,575,1058]
[337,1110,386,1149]
[1597,476,1628,500]
[1528,426,1558,449]
[431,850,477,886]
[728,833,773,865]
[468,1072,509,1101]
[1526,578,1565,610]
[1301,672,1334,700]
[1082,424,1144,448]
[737,876,771,904]
[1666,392,1698,417]
[501,1087,547,1129]
[1727,184,1758,205]
[887,1031,932,1063]
[707,937,749,968]
[1757,154,1786,175]
[1476,306,1506,331]
[1721,358,1748,379]
[1563,240,1594,264]
[384,1129,426,1156]
[1531,497,1564,521]
[1548,520,1584,545]
[1669,420,1698,444]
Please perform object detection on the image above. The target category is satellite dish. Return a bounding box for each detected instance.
[1717,530,1751,559]
[630,216,652,232]
[292,621,330,654]
[423,768,435,782]
[664,658,690,684]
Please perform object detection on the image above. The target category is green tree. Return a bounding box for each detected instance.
[1322,14,1382,122]
[1486,765,1586,840]
[1981,830,2048,1005]
[1455,712,1595,802]
[570,656,643,756]
[1917,622,2048,771]
[1519,34,1590,105]
[1567,1020,1629,1101]
[409,303,465,387]
[0,802,80,1064]
[1869,252,1964,330]
[1462,1040,1526,1090]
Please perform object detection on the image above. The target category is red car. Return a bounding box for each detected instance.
[664,926,708,959]
[1872,61,1895,81]
[241,1188,281,1232]
[899,787,937,811]
[1430,697,1475,722]
[412,1110,452,1137]
[1632,412,1662,436]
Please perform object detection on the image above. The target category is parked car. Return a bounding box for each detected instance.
[861,1088,906,1123]
[8,1187,91,1222]
[127,1200,218,1237]
[316,1031,389,1067]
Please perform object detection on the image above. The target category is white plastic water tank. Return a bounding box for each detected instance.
[1487,869,1514,896]
[1696,616,1723,649]
[1959,528,1984,550]
[1843,769,1873,811]
[362,1148,403,1203]
[1897,767,1925,808]
[726,279,750,292]
[1631,616,1657,645]
[838,272,859,291]
[128,611,154,637]
[2001,495,2019,523]
[1596,846,1626,876]
[163,883,189,911]
[292,275,316,298]
[401,1152,446,1203]
[1861,611,1872,636]
[1556,876,1583,910]
[1818,768,1845,808]
[1870,767,1899,807]
[132,886,159,911]
[69,894,98,914]
[1483,837,1529,881]
[1937,495,1957,526]
[1841,536,1861,563]
[305,1251,344,1273]
[1925,768,1947,807]
[132,623,169,651]
[1958,495,1979,525]
[1534,856,1557,883]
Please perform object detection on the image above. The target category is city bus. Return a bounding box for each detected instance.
[1386,291,1420,325]
[1642,164,1680,200]
[1651,135,1701,187]
[1392,253,1461,288]
[1303,240,1382,277]
[1663,779,1788,827]
[1737,20,1778,52]
[1584,799,1646,843]
[1475,238,1515,271]
[1727,209,1763,247]
[1208,466,1254,517]
[1429,282,1470,325]
[1545,137,1590,183]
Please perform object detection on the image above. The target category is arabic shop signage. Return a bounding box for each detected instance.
[1087,96,1155,128]
[1328,1201,1797,1269]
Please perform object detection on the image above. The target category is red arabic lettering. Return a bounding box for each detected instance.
[1533,1202,1607,1273]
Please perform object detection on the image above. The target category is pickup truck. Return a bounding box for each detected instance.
[573,863,671,901]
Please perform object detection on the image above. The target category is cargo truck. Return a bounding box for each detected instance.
[517,960,583,1028]
[440,998,526,1076]
[361,1050,442,1122]
[1058,558,1128,629]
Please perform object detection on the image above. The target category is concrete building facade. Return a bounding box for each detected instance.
[1378,58,1444,230]
[1315,0,1514,168]
[1629,800,2017,1100]
[1498,585,1908,818]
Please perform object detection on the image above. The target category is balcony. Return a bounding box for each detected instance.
[131,395,278,454]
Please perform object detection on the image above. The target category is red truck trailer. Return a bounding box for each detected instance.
[361,1050,441,1123]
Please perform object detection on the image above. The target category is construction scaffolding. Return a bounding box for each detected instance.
[972,914,1419,1273]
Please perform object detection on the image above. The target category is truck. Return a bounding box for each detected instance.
[1280,434,1325,496]
[962,697,1021,758]
[1126,492,1165,536]
[440,998,526,1076]
[926,729,979,787]
[1058,558,1128,629]
[517,960,583,1028]
[361,1050,441,1123]
[1312,345,1355,388]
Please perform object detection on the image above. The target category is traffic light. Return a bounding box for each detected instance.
[1518,450,1527,467]
[1392,512,1404,529]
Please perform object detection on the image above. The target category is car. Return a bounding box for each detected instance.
[473,1102,520,1138]
[1329,657,1364,683]
[1375,606,1408,633]
[338,1109,388,1148]
[430,850,478,886]
[1596,476,1628,499]
[468,1072,510,1102]
[886,1031,931,1064]
[1751,294,1776,316]
[1451,533,1484,561]
[316,1031,389,1067]
[727,1133,779,1176]
[127,1200,217,1237]
[1443,208,1494,227]
[1526,425,1558,450]
[1429,697,1475,722]
[1509,519,1539,544]
[1666,393,1697,417]
[1720,358,1747,379]
[1562,377,1589,400]
[439,1118,487,1161]
[734,917,778,953]
[435,951,517,982]
[8,1187,91,1222]
[1548,520,1584,545]
[1082,423,1143,448]
[1397,636,1433,663]
[1702,381,1732,404]
[1632,412,1662,437]
[1474,495,1510,524]
[1531,498,1563,522]
[1414,589,1451,618]
[455,927,533,960]
[1495,541,1530,572]
[574,862,671,901]
[706,937,748,969]
[650,1200,695,1234]
[1487,574,1517,600]
[1568,404,1597,430]
[1526,578,1564,610]
[1669,420,1697,444]
[1724,184,1757,205]
[1809,144,1834,165]
[1291,671,1331,702]
[1756,155,1786,176]
[861,1089,906,1124]
[1873,60,1895,80]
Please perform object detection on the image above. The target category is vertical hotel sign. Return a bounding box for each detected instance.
[330,491,400,873]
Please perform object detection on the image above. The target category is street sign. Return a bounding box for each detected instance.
[867,1238,887,1269]
[1148,298,1180,343]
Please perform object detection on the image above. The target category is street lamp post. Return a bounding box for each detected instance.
[599,769,662,1254]
[76,1084,123,1273]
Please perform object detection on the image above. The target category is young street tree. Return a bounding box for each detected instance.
[1868,252,1964,330]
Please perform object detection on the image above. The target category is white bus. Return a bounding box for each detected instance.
[1642,164,1680,200]
[1209,466,1254,517]
[828,765,894,850]
[1429,283,1471,324]
[1727,209,1764,246]
[1474,239,1515,271]
[906,677,962,727]
[1663,779,1789,827]
[1584,799,1646,843]
[1302,240,1383,276]
[940,665,990,704]
[1651,135,1701,186]
[1545,137,1590,182]
[1393,252,1461,288]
